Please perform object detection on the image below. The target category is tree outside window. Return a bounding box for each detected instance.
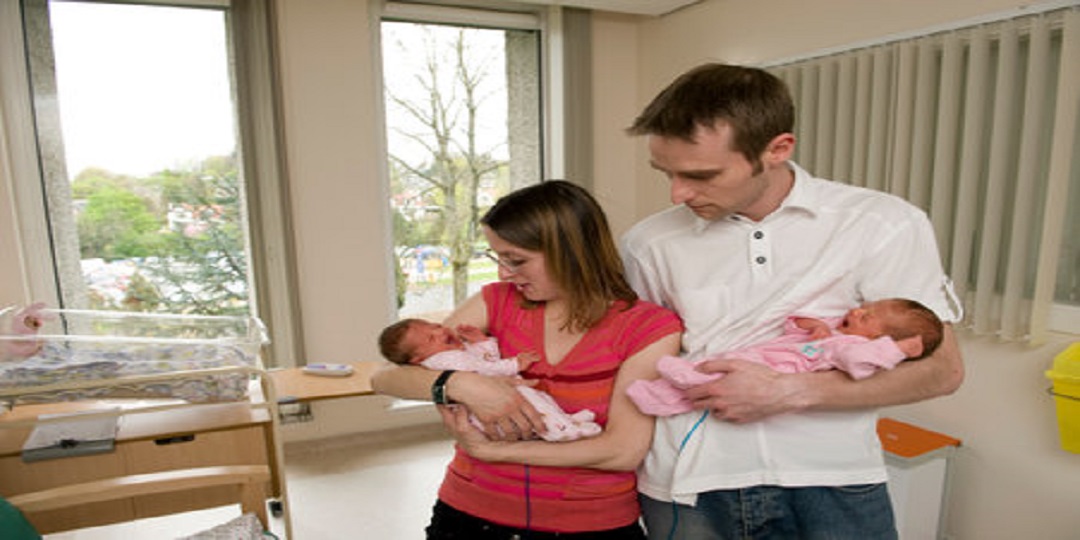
[382,20,541,319]
[24,1,252,317]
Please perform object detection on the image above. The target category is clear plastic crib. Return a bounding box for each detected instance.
[0,305,269,406]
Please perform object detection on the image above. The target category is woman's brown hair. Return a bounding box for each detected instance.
[480,180,637,332]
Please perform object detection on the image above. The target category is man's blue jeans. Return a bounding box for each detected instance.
[640,484,898,540]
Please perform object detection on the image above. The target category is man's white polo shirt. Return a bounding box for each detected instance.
[621,161,961,505]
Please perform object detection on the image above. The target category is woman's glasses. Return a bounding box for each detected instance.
[484,249,526,274]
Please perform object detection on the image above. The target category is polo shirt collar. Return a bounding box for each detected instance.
[778,161,820,218]
[691,160,820,233]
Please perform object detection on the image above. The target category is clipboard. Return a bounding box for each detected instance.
[21,408,120,462]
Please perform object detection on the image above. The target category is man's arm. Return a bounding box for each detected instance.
[686,324,963,423]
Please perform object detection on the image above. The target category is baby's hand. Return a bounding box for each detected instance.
[455,324,488,344]
[793,317,831,341]
[13,302,52,334]
[516,351,540,371]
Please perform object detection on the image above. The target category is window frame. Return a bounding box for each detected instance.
[376,1,591,190]
[373,1,589,318]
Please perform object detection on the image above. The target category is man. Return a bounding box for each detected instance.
[621,63,964,539]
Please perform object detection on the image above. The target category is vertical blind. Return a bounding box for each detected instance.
[769,7,1080,344]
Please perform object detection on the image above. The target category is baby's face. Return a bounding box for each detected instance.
[403,321,464,363]
[837,301,891,338]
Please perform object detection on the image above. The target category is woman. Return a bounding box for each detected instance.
[372,180,682,539]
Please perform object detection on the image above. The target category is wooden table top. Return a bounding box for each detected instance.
[267,361,384,403]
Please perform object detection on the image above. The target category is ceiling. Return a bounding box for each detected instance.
[510,0,701,16]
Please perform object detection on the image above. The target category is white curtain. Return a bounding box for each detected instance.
[770,7,1080,344]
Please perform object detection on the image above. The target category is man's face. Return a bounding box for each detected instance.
[647,121,772,222]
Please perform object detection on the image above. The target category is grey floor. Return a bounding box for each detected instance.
[45,425,454,539]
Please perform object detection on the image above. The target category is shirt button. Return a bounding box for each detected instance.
[753,230,764,239]
[756,256,767,264]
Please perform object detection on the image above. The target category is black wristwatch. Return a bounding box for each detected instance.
[431,370,457,405]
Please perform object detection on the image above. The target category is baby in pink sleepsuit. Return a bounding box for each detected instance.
[627,298,945,416]
[377,318,601,441]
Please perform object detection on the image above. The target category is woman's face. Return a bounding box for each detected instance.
[482,226,562,303]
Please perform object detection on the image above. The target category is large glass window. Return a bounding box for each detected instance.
[10,0,303,367]
[381,13,542,320]
[23,0,251,316]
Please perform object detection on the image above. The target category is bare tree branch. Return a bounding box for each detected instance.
[384,24,510,305]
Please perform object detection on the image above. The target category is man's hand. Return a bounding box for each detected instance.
[683,358,808,423]
[448,371,545,440]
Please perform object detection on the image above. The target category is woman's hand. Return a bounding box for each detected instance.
[438,405,507,461]
[447,371,545,441]
[442,332,681,471]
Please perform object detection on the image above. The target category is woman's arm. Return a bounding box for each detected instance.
[370,293,547,438]
[686,324,964,423]
[441,331,681,471]
[370,362,444,401]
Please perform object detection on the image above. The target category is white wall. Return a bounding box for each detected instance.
[888,335,1080,540]
[589,11,642,237]
[273,1,395,367]
[2,1,1078,538]
[594,1,1080,539]
[268,1,440,437]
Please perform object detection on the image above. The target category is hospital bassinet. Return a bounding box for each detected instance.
[0,306,268,406]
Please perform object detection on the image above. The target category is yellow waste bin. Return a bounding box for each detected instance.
[1046,342,1080,454]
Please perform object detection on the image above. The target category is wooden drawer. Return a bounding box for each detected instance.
[0,425,272,532]
[125,426,271,518]
[0,448,133,532]
[0,386,283,535]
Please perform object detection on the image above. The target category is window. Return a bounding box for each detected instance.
[380,4,545,320]
[27,2,245,315]
[4,0,302,366]
[768,6,1080,342]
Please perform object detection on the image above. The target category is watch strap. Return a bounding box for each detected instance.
[431,370,456,405]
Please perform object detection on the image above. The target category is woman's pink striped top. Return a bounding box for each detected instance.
[438,281,682,532]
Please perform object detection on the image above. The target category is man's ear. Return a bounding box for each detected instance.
[763,133,796,165]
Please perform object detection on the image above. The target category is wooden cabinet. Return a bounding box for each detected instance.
[0,393,281,534]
